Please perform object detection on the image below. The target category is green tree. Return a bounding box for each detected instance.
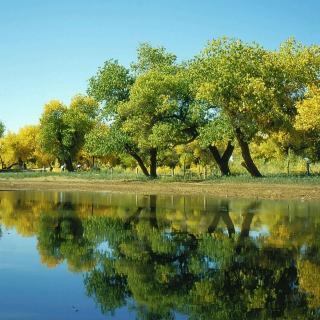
[196,112,235,175]
[39,95,98,171]
[131,42,177,74]
[192,38,320,177]
[117,67,200,177]
[87,44,200,178]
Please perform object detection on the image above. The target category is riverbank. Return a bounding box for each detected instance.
[0,174,319,200]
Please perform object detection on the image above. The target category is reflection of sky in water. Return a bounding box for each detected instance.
[223,226,270,238]
[96,241,113,257]
[204,256,218,270]
[0,225,188,319]
[247,226,270,238]
[0,228,132,320]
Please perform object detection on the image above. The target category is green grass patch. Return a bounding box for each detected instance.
[0,169,320,185]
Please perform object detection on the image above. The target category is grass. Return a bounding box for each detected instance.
[0,169,320,185]
[1,170,320,200]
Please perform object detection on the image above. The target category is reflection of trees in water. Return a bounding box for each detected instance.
[84,197,319,320]
[1,192,320,319]
[85,195,198,319]
[207,200,235,236]
[37,215,96,271]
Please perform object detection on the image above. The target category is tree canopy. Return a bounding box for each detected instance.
[191,38,320,176]
[39,95,98,171]
[2,37,320,176]
[86,44,201,177]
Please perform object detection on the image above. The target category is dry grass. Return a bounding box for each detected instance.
[0,175,319,201]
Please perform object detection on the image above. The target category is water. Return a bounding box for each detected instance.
[0,190,319,320]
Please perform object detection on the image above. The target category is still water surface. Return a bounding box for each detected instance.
[0,190,319,319]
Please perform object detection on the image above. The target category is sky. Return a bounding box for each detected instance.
[0,0,319,132]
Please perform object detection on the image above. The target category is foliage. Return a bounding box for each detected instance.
[118,66,198,150]
[295,87,320,160]
[37,214,96,271]
[0,121,5,138]
[2,38,320,177]
[87,44,200,177]
[131,42,177,74]
[0,125,52,168]
[190,37,320,176]
[39,95,98,170]
[88,59,134,116]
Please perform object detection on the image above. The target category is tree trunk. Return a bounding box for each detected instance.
[208,212,221,234]
[6,162,18,170]
[65,157,74,172]
[240,211,255,239]
[207,200,235,237]
[18,157,23,169]
[240,202,260,239]
[0,156,4,170]
[149,148,157,178]
[208,141,234,176]
[149,195,158,228]
[235,202,260,253]
[129,151,150,177]
[124,206,143,228]
[235,128,262,177]
[220,200,235,237]
[221,211,235,237]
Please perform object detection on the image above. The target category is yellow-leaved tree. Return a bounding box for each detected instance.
[39,95,98,171]
[295,87,320,160]
[0,126,38,169]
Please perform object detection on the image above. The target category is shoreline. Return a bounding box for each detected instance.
[0,178,319,201]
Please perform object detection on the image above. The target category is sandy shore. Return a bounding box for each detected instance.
[0,177,319,200]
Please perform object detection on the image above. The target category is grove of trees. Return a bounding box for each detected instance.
[1,37,319,177]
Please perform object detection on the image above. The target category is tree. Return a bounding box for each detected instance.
[117,67,200,177]
[0,125,41,169]
[131,42,177,74]
[88,59,134,115]
[196,112,235,176]
[87,44,200,178]
[192,38,320,177]
[191,38,270,176]
[39,95,98,171]
[295,86,320,160]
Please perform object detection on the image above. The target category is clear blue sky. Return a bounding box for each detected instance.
[0,0,319,132]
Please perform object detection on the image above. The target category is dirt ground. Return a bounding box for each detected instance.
[0,177,319,200]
